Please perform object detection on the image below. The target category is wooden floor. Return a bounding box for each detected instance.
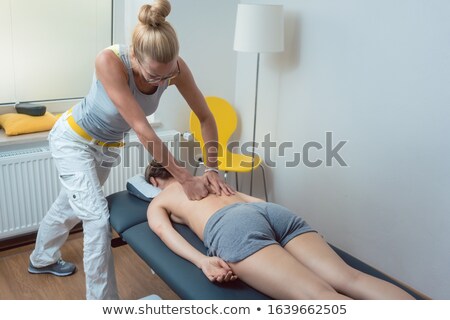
[0,232,179,300]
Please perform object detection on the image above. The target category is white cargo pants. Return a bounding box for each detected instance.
[30,114,120,299]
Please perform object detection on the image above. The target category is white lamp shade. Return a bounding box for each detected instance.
[233,4,284,53]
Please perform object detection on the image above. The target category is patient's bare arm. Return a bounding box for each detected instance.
[147,199,237,283]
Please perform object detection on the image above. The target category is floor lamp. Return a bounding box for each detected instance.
[233,4,284,196]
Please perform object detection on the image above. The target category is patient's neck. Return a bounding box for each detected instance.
[159,177,176,190]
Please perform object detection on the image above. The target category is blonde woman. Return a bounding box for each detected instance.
[28,0,232,299]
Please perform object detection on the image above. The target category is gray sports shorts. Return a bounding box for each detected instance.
[203,202,315,263]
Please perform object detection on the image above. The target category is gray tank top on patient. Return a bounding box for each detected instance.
[71,44,168,142]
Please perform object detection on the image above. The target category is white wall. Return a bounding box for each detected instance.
[117,0,239,133]
[235,0,450,299]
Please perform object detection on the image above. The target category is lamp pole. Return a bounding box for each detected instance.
[233,3,284,197]
[250,52,260,196]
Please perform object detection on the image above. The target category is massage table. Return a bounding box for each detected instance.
[107,190,422,300]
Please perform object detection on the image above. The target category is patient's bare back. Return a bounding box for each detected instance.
[156,182,262,238]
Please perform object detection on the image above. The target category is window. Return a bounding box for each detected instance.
[0,0,112,105]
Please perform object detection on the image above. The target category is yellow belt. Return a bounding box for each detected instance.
[66,108,125,148]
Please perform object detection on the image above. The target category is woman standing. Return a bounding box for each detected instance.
[28,0,232,299]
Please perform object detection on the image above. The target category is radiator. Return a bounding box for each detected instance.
[0,130,179,240]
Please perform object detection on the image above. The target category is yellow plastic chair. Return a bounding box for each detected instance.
[189,96,268,200]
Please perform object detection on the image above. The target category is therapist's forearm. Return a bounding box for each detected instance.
[200,116,219,169]
[158,140,191,183]
[138,130,191,183]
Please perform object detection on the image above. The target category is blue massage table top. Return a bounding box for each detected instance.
[108,191,270,299]
[107,191,422,300]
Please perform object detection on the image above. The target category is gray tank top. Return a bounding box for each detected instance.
[72,44,168,142]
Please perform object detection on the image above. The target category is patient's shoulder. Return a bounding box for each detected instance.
[150,191,170,208]
[150,187,180,212]
[148,197,166,215]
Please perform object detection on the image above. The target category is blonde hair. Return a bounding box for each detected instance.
[132,0,179,64]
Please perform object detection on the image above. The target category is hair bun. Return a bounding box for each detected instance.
[138,0,171,27]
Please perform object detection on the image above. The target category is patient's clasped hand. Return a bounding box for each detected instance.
[144,161,415,300]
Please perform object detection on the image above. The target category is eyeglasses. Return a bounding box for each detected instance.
[138,60,180,84]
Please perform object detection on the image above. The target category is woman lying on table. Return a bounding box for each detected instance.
[145,160,414,300]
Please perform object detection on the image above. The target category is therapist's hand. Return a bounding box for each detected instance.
[182,176,209,200]
[203,171,235,196]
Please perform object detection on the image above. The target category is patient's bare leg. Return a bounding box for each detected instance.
[283,232,415,300]
[228,244,352,300]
